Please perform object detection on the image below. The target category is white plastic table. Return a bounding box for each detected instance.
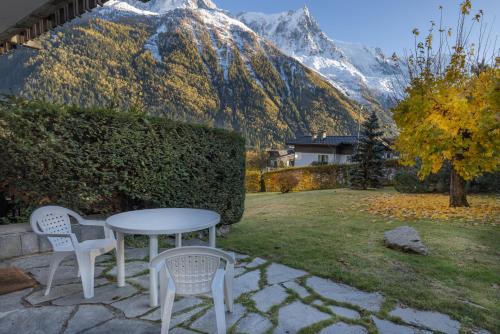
[105,208,220,307]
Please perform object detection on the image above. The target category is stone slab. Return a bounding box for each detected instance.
[108,261,149,278]
[234,267,246,277]
[329,305,360,320]
[64,305,114,334]
[125,248,149,261]
[9,253,55,270]
[53,284,137,306]
[84,318,159,334]
[140,304,205,325]
[266,263,307,285]
[371,316,432,334]
[234,270,260,298]
[128,274,150,290]
[235,312,272,334]
[319,322,368,334]
[389,305,460,334]
[245,257,267,269]
[282,281,310,298]
[251,284,288,312]
[306,276,384,312]
[190,303,245,333]
[139,296,203,321]
[26,283,83,305]
[170,306,206,328]
[0,305,74,334]
[274,301,330,334]
[111,293,154,318]
[30,264,105,286]
[0,288,32,314]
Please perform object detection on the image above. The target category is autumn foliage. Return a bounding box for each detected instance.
[393,1,499,207]
[365,193,499,224]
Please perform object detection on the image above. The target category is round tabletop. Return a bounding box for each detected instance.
[105,208,221,235]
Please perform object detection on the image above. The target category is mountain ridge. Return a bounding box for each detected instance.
[0,0,366,146]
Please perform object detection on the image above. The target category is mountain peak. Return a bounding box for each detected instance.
[107,0,217,15]
[146,0,216,12]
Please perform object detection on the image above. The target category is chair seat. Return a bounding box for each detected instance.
[79,238,116,253]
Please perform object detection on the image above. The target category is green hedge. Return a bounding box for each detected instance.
[0,99,246,225]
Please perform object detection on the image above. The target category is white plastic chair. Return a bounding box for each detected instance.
[30,205,116,299]
[150,246,235,334]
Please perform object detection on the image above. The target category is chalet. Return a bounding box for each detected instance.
[267,149,295,169]
[286,131,358,167]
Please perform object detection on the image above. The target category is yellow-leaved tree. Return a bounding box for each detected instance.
[393,1,499,207]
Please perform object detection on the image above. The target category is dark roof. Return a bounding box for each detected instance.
[286,135,358,146]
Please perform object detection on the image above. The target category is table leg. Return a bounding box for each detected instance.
[149,235,159,307]
[209,226,216,248]
[175,233,182,248]
[116,232,125,287]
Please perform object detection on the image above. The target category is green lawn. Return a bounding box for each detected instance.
[219,188,500,332]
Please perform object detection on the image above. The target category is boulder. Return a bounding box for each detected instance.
[384,226,428,255]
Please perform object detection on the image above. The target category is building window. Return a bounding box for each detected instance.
[318,154,328,165]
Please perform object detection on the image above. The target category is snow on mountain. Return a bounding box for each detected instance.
[237,6,399,108]
[104,0,217,14]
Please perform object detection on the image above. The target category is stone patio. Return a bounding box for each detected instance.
[0,245,492,334]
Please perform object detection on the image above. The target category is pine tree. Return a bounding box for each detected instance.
[350,112,385,189]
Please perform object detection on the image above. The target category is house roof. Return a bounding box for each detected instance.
[0,0,109,54]
[286,135,358,146]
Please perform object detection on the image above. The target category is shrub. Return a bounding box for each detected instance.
[0,99,246,225]
[245,170,262,193]
[263,165,352,192]
[394,162,499,194]
[277,173,299,193]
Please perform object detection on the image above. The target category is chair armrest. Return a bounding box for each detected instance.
[78,219,105,227]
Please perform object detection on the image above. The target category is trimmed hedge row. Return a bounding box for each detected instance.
[0,99,246,225]
[262,165,352,192]
[245,170,262,193]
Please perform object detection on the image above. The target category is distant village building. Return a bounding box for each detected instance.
[286,131,358,167]
[267,149,295,169]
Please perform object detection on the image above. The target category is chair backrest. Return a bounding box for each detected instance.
[30,206,77,251]
[151,246,235,295]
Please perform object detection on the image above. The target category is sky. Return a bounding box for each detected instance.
[214,0,500,57]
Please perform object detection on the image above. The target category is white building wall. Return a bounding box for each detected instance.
[294,152,352,167]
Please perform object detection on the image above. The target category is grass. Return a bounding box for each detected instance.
[219,188,500,332]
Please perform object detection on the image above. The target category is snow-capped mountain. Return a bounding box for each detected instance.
[0,0,364,146]
[237,6,399,110]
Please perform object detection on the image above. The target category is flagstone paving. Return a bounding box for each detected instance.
[0,246,492,334]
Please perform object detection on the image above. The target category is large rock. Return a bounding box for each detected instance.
[384,226,428,255]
